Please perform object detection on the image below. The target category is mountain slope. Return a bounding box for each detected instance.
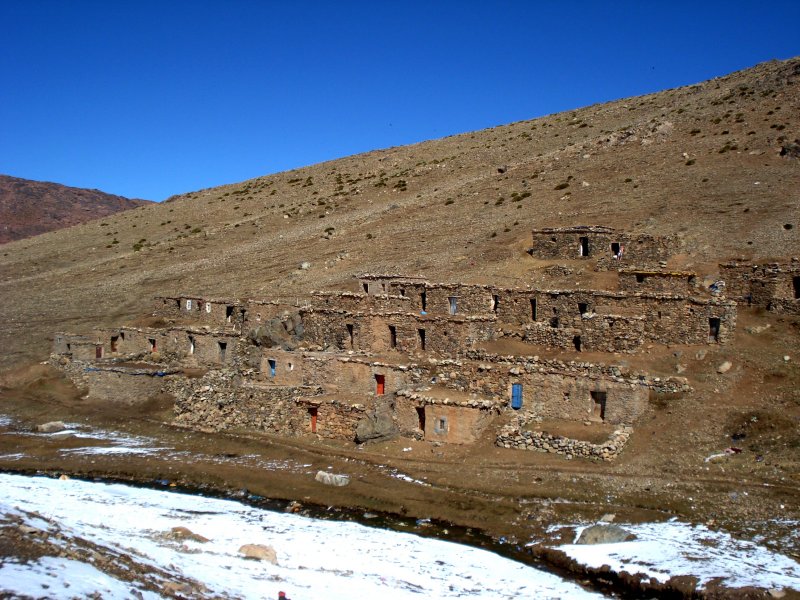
[0,175,152,244]
[0,57,798,369]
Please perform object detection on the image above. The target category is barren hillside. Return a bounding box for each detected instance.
[0,57,798,369]
[0,175,152,244]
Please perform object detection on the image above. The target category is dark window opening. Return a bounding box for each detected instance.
[793,276,800,299]
[530,298,537,321]
[66,343,71,352]
[226,306,234,322]
[346,323,354,349]
[591,391,607,421]
[709,317,721,342]
[418,328,426,350]
[175,299,181,309]
[362,282,369,293]
[579,236,590,257]
[636,273,646,284]
[578,302,589,315]
[218,341,227,361]
[389,325,397,349]
[268,359,276,377]
[416,406,426,431]
[420,291,427,312]
[550,317,559,328]
[434,416,448,433]
[657,311,662,320]
[492,294,499,313]
[399,288,406,297]
[308,407,318,434]
[120,331,125,341]
[611,242,620,256]
[573,335,582,352]
[110,335,119,353]
[375,374,385,395]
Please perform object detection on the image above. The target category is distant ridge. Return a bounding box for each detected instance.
[0,175,152,244]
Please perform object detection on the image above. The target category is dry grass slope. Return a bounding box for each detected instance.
[0,57,798,369]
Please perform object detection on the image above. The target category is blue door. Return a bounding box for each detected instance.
[268,359,277,377]
[511,384,523,409]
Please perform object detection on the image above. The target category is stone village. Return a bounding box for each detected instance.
[51,226,800,461]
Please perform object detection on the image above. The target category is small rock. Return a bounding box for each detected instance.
[36,421,67,433]
[315,471,350,486]
[695,349,707,361]
[299,262,311,270]
[576,524,636,544]
[599,513,616,523]
[783,355,790,362]
[717,361,732,374]
[238,543,278,563]
[169,526,209,543]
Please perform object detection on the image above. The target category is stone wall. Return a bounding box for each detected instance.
[528,226,677,268]
[54,357,179,405]
[153,296,246,330]
[720,260,800,315]
[618,270,697,294]
[496,425,633,461]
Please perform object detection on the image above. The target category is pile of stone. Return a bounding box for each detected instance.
[496,425,633,461]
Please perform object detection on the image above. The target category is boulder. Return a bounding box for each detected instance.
[717,361,732,374]
[238,543,278,563]
[576,524,636,545]
[35,421,67,433]
[355,405,398,444]
[314,471,350,487]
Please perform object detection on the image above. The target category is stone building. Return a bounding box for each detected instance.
[528,225,677,268]
[719,259,800,314]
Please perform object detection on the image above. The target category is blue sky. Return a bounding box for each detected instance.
[1,1,798,201]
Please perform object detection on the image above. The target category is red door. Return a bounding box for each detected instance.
[309,407,318,433]
[375,374,385,395]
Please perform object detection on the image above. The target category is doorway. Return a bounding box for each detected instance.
[308,407,318,434]
[709,317,721,342]
[375,374,385,395]
[590,391,607,421]
[579,236,590,257]
[416,406,426,432]
[510,383,523,409]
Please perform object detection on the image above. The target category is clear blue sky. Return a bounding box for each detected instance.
[1,1,798,201]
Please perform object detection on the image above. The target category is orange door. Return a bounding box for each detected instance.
[375,374,385,395]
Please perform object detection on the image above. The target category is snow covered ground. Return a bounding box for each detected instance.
[0,473,602,599]
[550,521,800,592]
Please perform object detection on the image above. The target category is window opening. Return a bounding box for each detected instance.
[573,335,582,352]
[636,273,646,283]
[362,282,369,293]
[611,242,620,257]
[418,328,426,351]
[226,306,234,322]
[420,291,427,312]
[578,302,589,315]
[492,294,499,313]
[346,323,354,349]
[389,325,397,349]
[268,359,276,377]
[205,303,212,313]
[530,298,537,321]
[185,299,192,311]
[110,335,119,353]
[188,336,195,355]
[434,416,448,433]
[218,341,227,361]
